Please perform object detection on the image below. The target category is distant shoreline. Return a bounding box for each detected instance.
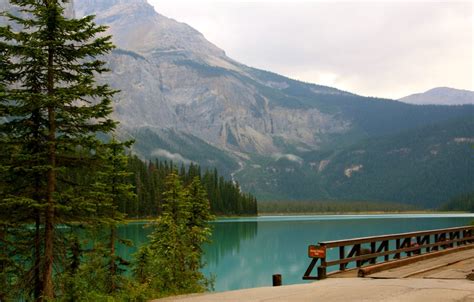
[256,210,469,216]
[124,211,471,223]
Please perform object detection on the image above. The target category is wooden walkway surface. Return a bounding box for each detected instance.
[330,248,474,280]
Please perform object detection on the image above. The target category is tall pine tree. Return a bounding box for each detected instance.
[91,138,136,293]
[186,177,215,272]
[0,0,117,299]
[135,172,214,295]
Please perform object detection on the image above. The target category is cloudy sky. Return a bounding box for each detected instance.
[148,0,473,99]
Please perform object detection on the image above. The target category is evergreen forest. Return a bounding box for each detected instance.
[0,1,254,300]
[125,156,258,217]
[440,192,474,213]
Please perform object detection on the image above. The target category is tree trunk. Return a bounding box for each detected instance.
[42,16,57,299]
[42,105,56,299]
[34,210,42,301]
[0,225,6,302]
[109,226,117,293]
[32,107,43,302]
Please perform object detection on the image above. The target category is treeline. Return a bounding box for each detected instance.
[440,192,474,212]
[125,156,258,217]
[258,200,418,214]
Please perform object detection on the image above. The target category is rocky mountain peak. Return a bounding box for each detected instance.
[74,0,226,60]
[74,0,150,19]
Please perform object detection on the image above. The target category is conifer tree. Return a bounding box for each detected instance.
[153,172,190,292]
[0,0,117,299]
[186,177,215,271]
[136,172,213,295]
[91,138,136,293]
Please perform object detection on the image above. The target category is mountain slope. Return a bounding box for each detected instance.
[238,116,474,207]
[316,116,474,207]
[399,87,474,105]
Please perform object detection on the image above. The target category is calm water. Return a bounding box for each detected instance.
[117,214,474,291]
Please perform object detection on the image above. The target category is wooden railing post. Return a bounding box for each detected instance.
[377,240,389,261]
[394,239,401,259]
[273,274,282,286]
[319,247,327,279]
[433,234,439,251]
[352,244,361,267]
[339,246,346,271]
[370,242,377,264]
[318,265,327,279]
[450,231,460,247]
[419,235,430,253]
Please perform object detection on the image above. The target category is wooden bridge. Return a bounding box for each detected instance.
[303,225,474,280]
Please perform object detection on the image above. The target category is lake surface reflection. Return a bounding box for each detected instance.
[118,214,474,291]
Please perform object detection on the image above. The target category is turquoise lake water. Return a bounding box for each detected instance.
[117,214,474,291]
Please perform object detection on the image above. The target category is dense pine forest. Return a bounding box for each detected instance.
[440,192,474,213]
[125,156,258,217]
[258,200,417,214]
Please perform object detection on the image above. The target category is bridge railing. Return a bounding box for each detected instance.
[303,225,474,280]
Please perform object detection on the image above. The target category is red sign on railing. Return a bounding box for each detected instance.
[308,245,326,258]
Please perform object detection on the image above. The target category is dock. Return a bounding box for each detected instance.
[303,225,474,280]
[328,246,474,279]
[155,226,474,301]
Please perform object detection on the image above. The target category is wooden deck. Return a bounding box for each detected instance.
[370,248,474,279]
[328,247,474,280]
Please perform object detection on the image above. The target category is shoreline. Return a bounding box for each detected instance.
[256,210,469,216]
[124,211,471,223]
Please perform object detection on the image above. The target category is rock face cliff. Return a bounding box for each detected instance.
[74,0,353,156]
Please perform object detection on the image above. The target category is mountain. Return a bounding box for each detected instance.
[1,0,473,207]
[237,116,474,207]
[399,87,474,105]
[75,0,360,155]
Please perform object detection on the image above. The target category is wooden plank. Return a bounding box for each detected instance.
[357,244,474,277]
[424,269,470,279]
[369,248,474,279]
[327,268,359,278]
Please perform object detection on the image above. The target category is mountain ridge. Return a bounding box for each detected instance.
[399,87,474,105]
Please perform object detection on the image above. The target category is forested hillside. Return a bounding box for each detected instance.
[440,192,474,212]
[126,156,258,217]
[240,116,474,207]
